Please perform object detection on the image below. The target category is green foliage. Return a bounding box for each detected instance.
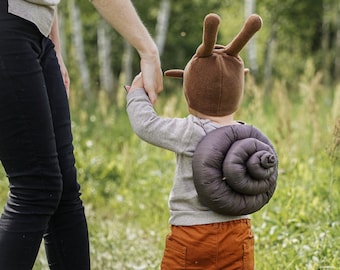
[255,0,327,88]
[0,1,339,268]
[57,0,340,97]
[0,64,329,268]
[161,0,246,72]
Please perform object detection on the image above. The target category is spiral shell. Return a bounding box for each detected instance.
[192,124,278,215]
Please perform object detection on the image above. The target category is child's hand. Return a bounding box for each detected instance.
[124,72,144,92]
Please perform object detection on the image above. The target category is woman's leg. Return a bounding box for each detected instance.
[0,21,64,270]
[0,6,89,269]
[39,37,90,270]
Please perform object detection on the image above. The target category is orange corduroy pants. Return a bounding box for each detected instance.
[160,219,254,270]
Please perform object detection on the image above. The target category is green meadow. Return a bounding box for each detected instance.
[1,64,339,269]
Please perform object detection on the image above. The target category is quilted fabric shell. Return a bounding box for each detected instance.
[192,124,278,216]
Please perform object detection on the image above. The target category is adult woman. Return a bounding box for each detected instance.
[0,0,162,269]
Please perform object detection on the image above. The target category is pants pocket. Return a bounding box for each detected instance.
[161,234,186,270]
[242,231,255,270]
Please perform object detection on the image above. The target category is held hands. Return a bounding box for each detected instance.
[125,72,150,98]
[131,72,144,90]
[140,53,163,104]
[127,53,162,104]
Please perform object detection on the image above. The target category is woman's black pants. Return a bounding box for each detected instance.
[0,3,90,269]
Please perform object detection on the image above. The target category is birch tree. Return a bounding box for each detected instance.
[155,0,171,56]
[332,1,340,84]
[244,0,258,75]
[68,0,91,96]
[97,20,114,93]
[121,42,134,88]
[121,0,171,88]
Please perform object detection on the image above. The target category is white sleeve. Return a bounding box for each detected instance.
[126,89,194,154]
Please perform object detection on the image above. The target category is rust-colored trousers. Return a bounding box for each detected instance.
[160,219,254,270]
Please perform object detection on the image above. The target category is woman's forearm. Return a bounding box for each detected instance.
[90,0,158,57]
[91,0,163,102]
[49,10,70,96]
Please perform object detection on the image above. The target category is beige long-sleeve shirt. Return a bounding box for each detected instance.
[8,0,60,36]
[127,88,250,226]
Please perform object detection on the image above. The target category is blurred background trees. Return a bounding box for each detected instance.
[2,2,339,268]
[58,0,340,102]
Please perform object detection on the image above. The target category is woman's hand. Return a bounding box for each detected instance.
[56,52,70,97]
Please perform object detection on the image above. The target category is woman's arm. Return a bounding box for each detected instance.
[91,0,163,103]
[49,10,70,97]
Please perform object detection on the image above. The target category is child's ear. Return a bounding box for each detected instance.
[164,69,184,78]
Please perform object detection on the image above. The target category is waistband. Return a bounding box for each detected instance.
[210,218,251,228]
[0,0,41,38]
[171,218,251,229]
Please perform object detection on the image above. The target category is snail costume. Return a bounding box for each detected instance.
[166,13,278,216]
[126,12,278,270]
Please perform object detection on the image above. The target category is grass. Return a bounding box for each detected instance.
[0,66,339,269]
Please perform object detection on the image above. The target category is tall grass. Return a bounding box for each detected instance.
[0,63,339,269]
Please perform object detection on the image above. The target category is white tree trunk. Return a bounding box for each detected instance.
[97,20,114,93]
[155,0,171,56]
[244,0,258,74]
[121,0,170,90]
[334,2,340,83]
[321,1,332,84]
[263,27,277,95]
[121,41,134,86]
[117,41,133,108]
[69,0,91,95]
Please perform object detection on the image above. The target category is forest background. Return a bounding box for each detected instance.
[0,0,339,269]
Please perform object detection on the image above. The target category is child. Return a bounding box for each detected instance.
[126,13,276,270]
